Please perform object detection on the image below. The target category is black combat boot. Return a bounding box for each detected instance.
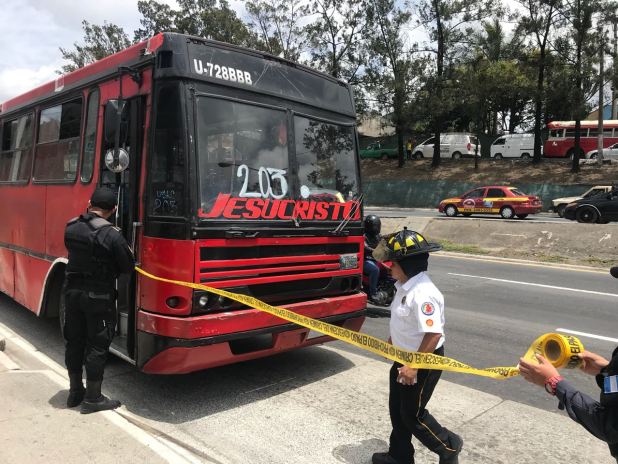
[80,380,121,414]
[438,434,463,464]
[67,372,85,408]
[371,452,402,464]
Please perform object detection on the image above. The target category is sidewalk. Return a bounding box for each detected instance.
[0,327,202,464]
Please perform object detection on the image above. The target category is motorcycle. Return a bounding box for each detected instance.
[362,259,396,307]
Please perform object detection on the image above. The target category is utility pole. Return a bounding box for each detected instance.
[598,22,605,165]
[612,18,618,119]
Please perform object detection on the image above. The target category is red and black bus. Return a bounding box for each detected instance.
[0,33,366,374]
[544,120,618,158]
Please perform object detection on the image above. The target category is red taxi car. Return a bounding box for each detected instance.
[438,186,542,219]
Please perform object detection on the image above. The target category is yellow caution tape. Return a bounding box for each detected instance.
[136,267,584,379]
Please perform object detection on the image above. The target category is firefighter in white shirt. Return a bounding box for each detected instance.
[372,228,463,464]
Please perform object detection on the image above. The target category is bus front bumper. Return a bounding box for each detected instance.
[136,292,366,374]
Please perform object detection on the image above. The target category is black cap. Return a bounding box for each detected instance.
[610,266,618,279]
[90,187,118,210]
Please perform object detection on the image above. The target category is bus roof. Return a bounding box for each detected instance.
[0,35,163,116]
[1,32,355,118]
[547,120,618,129]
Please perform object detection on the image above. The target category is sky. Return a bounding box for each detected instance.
[0,0,244,103]
[0,0,525,105]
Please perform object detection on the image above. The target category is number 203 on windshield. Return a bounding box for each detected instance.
[193,59,253,85]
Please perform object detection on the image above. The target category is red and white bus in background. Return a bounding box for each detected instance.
[0,33,366,374]
[544,120,618,158]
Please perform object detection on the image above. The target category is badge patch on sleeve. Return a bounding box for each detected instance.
[426,319,434,327]
[420,302,435,316]
[604,375,618,394]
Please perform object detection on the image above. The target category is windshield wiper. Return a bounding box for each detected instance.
[330,193,363,236]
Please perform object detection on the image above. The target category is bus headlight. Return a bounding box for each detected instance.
[198,295,209,308]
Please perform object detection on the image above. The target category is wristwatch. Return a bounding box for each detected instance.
[544,375,564,396]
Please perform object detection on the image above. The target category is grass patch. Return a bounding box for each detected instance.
[437,240,490,255]
[529,254,568,264]
[583,256,614,267]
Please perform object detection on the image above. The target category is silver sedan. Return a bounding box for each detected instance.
[586,142,618,160]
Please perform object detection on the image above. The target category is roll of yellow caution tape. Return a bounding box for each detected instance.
[135,267,584,379]
[523,332,584,370]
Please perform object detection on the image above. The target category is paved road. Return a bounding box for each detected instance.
[357,254,618,410]
[365,206,574,223]
[1,254,615,413]
[1,254,617,462]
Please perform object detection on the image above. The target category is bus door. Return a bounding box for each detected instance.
[100,94,146,362]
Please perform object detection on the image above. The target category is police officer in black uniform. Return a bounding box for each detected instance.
[63,187,135,414]
[519,266,618,462]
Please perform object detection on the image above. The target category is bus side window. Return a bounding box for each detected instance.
[0,113,34,183]
[80,89,99,183]
[34,98,82,182]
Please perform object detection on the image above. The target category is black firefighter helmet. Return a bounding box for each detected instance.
[382,227,442,261]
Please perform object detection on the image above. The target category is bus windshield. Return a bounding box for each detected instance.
[196,96,360,221]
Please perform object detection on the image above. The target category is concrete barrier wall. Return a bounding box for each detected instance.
[380,217,618,263]
[364,180,592,211]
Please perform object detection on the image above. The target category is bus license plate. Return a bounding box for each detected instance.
[339,254,358,270]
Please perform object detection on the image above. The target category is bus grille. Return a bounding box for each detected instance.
[194,237,362,310]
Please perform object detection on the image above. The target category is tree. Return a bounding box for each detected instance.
[470,19,535,134]
[245,0,310,61]
[59,21,131,73]
[134,0,176,41]
[134,0,257,47]
[517,0,563,163]
[305,0,369,83]
[416,0,500,167]
[557,0,601,172]
[365,0,419,168]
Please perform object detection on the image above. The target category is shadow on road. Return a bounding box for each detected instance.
[0,293,356,425]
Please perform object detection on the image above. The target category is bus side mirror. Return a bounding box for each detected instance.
[104,100,128,147]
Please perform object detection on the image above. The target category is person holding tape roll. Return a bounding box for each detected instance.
[519,266,618,462]
[371,228,463,464]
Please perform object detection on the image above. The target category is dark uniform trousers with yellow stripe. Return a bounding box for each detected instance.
[388,346,460,463]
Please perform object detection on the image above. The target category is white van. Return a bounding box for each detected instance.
[411,133,479,159]
[490,134,535,159]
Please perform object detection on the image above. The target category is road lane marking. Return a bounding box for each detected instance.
[448,272,618,298]
[434,252,609,275]
[555,328,618,344]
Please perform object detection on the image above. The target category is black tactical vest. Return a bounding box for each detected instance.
[64,213,116,289]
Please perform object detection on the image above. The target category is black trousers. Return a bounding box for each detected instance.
[64,288,116,381]
[388,346,460,463]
